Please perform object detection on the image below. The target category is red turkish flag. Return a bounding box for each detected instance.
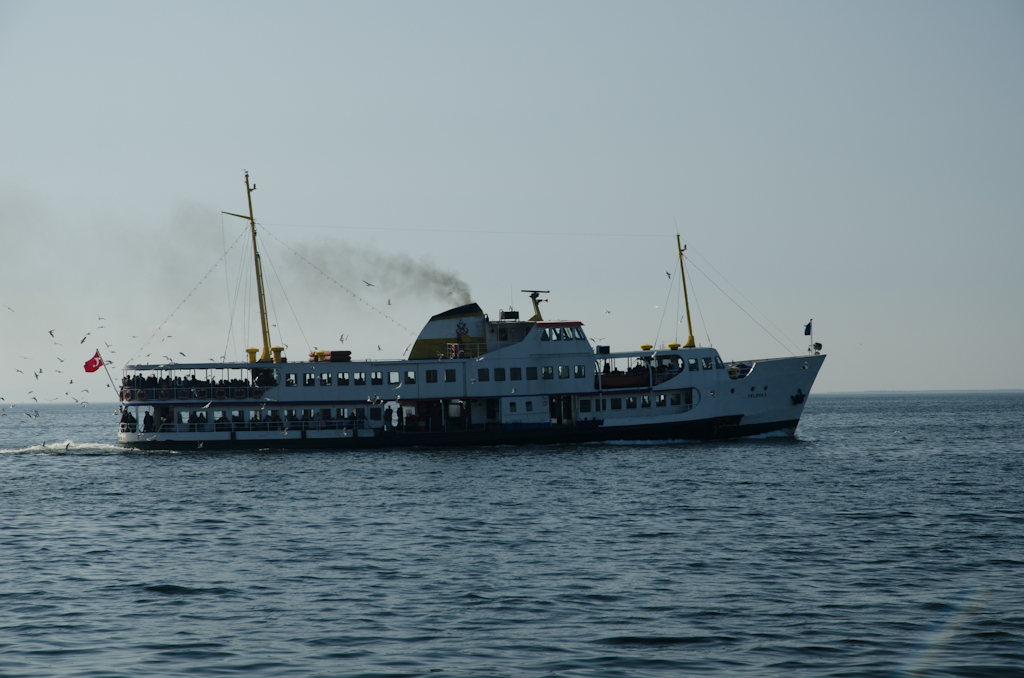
[84,350,103,373]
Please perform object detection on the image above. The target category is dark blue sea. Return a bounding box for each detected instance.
[1,393,1022,677]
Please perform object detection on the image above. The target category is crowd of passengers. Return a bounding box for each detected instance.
[122,374,272,390]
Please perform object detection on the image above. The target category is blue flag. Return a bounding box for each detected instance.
[804,320,812,336]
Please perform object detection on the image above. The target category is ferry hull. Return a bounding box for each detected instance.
[117,414,801,451]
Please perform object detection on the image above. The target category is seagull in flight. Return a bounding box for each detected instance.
[81,335,89,343]
[362,280,375,287]
[48,329,55,337]
[665,271,672,279]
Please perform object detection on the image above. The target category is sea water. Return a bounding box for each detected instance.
[1,393,1022,677]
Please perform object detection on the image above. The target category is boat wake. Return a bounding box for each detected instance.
[1,441,125,455]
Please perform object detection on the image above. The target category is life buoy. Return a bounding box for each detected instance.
[214,388,227,400]
[232,388,246,399]
[136,389,148,401]
[157,389,170,401]
[195,388,208,399]
[252,387,264,399]
[178,389,191,400]
[123,389,133,402]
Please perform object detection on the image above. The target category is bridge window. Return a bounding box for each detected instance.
[542,366,554,380]
[701,357,713,370]
[426,370,437,383]
[494,368,506,382]
[337,372,349,385]
[354,372,366,386]
[405,370,416,384]
[371,372,383,385]
[388,371,400,385]
[444,369,456,383]
[303,373,315,387]
[540,328,551,341]
[626,396,637,409]
[320,372,332,386]
[574,365,586,378]
[558,365,569,379]
[688,358,699,371]
[285,373,297,387]
[714,356,725,369]
[526,367,537,380]
[478,368,489,382]
[511,367,522,380]
[498,327,508,341]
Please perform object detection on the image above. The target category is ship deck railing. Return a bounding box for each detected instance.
[120,386,270,403]
[121,420,370,434]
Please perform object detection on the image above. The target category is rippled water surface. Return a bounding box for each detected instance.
[2,393,1022,677]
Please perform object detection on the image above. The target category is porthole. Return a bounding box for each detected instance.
[730,388,734,394]
[751,386,755,392]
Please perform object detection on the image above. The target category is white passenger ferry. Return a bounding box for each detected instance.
[117,175,825,449]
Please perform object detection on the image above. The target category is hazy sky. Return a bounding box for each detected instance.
[1,1,1022,403]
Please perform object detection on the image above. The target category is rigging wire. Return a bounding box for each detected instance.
[126,227,248,366]
[687,262,713,347]
[688,247,803,354]
[221,227,251,362]
[262,221,672,238]
[257,231,312,355]
[652,265,675,349]
[259,226,417,337]
[685,257,795,356]
[220,214,236,361]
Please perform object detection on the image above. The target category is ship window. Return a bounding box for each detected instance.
[336,408,348,419]
[688,358,699,371]
[370,407,382,420]
[526,367,537,380]
[599,399,607,411]
[494,368,506,382]
[685,389,693,405]
[444,369,456,383]
[540,328,550,341]
[574,365,585,378]
[478,368,489,382]
[542,366,554,380]
[558,365,569,379]
[611,398,622,410]
[371,372,383,385]
[701,357,713,370]
[388,371,400,385]
[511,367,523,381]
[641,395,651,408]
[426,370,437,383]
[320,372,332,386]
[626,396,637,409]
[498,328,508,341]
[656,394,666,407]
[525,401,533,412]
[405,370,416,385]
[571,327,583,340]
[579,399,591,413]
[303,373,316,387]
[337,372,350,385]
[714,356,725,369]
[509,401,517,413]
[354,407,365,419]
[285,373,297,387]
[354,372,366,386]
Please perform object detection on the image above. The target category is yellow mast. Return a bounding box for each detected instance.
[676,234,696,348]
[223,172,273,362]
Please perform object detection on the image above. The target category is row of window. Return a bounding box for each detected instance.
[690,356,725,371]
[578,391,691,412]
[539,326,587,341]
[284,364,590,387]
